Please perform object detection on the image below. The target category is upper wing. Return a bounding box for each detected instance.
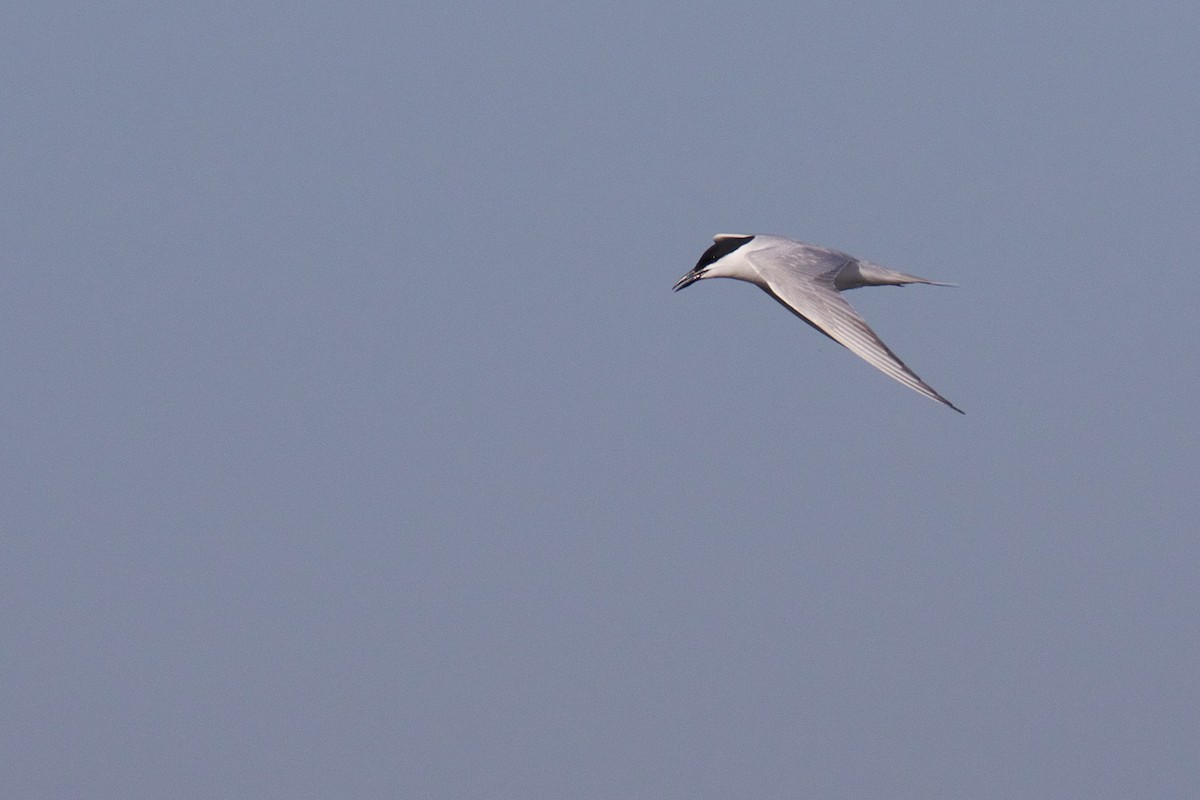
[753,252,963,413]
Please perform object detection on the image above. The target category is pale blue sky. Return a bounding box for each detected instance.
[4,2,1199,797]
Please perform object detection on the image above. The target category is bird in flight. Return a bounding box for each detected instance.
[673,234,963,413]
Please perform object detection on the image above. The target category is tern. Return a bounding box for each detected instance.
[673,234,963,413]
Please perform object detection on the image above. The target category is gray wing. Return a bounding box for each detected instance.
[751,248,963,413]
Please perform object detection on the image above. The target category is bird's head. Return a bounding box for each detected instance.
[672,234,757,291]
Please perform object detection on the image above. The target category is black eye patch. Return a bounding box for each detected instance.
[692,235,755,271]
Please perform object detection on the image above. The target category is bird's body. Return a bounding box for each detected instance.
[673,234,963,413]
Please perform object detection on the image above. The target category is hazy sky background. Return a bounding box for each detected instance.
[4,2,1198,797]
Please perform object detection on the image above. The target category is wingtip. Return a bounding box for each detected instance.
[941,398,966,414]
[925,388,964,414]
